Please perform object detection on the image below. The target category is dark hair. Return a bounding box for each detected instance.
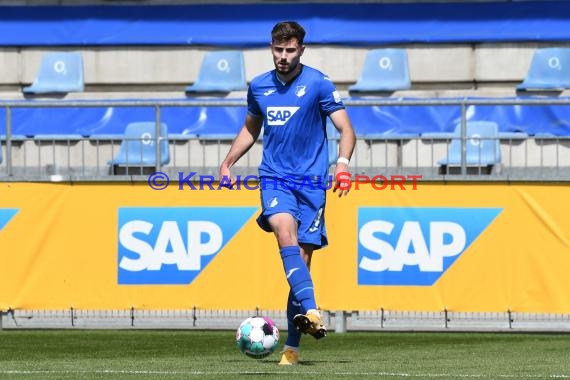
[271,21,305,45]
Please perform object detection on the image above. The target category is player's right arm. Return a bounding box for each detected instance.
[219,113,263,186]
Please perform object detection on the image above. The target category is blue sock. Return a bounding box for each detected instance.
[279,246,317,313]
[285,290,302,348]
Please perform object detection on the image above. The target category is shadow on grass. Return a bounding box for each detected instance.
[257,359,354,367]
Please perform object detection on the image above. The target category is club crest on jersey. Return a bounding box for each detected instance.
[267,107,300,126]
[295,86,306,97]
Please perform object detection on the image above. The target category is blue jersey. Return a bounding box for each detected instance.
[247,65,345,180]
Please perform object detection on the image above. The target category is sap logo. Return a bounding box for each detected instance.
[358,207,502,286]
[0,209,18,231]
[267,107,299,126]
[360,221,465,272]
[118,207,257,285]
[120,221,222,271]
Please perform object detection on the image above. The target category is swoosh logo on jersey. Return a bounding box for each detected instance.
[264,89,276,96]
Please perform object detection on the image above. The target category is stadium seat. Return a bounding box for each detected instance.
[108,122,170,168]
[517,47,570,91]
[349,48,411,93]
[23,52,84,94]
[185,50,247,93]
[438,121,501,173]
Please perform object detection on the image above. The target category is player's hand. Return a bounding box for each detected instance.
[333,164,351,197]
[218,165,236,189]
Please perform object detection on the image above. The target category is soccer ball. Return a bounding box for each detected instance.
[235,316,279,359]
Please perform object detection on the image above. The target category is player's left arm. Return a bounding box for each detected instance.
[330,109,356,197]
[318,76,356,197]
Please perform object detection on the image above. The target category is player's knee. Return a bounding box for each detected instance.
[270,216,298,247]
[274,230,297,247]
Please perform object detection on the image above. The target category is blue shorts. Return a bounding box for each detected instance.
[256,177,328,249]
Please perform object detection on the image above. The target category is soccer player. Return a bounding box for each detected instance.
[219,21,356,365]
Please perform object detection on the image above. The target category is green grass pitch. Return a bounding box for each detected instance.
[0,330,569,379]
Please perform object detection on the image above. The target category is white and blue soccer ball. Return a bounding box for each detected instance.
[235,316,279,359]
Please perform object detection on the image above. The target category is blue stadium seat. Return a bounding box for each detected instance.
[185,50,247,93]
[517,47,570,91]
[108,122,170,167]
[23,52,84,94]
[438,121,501,168]
[349,49,411,93]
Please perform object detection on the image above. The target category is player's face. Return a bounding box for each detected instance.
[271,38,304,77]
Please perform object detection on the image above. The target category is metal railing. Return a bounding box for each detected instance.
[2,308,570,332]
[2,97,570,181]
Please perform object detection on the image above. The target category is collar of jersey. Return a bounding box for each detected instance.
[275,64,304,86]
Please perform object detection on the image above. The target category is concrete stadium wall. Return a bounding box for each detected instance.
[1,42,569,98]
